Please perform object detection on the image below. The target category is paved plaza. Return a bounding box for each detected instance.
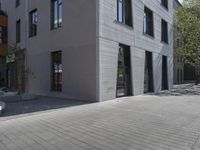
[0,93,200,150]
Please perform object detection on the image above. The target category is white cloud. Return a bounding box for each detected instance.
[179,0,183,3]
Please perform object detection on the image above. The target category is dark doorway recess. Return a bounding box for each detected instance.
[144,51,154,93]
[162,56,168,90]
[116,44,132,97]
[184,64,195,81]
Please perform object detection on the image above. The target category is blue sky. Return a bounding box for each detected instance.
[179,0,183,3]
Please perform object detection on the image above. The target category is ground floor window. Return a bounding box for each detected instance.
[144,51,154,93]
[162,56,168,90]
[116,44,132,97]
[177,69,180,83]
[51,51,62,91]
[180,69,183,83]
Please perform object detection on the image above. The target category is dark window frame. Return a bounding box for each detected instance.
[177,38,180,47]
[144,51,154,93]
[51,0,62,29]
[29,9,38,37]
[177,68,180,83]
[143,6,154,37]
[117,0,133,27]
[51,51,62,91]
[16,19,21,43]
[161,0,168,10]
[162,55,168,90]
[116,43,132,97]
[161,19,168,44]
[177,56,180,63]
[16,0,20,7]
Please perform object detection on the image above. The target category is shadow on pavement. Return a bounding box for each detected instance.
[1,96,94,119]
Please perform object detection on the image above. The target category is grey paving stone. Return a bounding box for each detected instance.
[1,95,200,150]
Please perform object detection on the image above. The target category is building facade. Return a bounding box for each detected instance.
[0,0,173,101]
[173,0,184,84]
[0,9,7,87]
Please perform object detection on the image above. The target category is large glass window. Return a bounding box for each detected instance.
[16,19,20,43]
[116,44,132,97]
[162,56,168,90]
[51,51,62,91]
[29,9,38,37]
[144,51,154,93]
[117,0,133,26]
[51,0,62,29]
[161,19,168,43]
[143,7,154,37]
[117,0,123,22]
[177,69,180,83]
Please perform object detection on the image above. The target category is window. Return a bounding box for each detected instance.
[117,0,133,26]
[51,0,62,29]
[0,26,7,44]
[161,0,168,9]
[29,9,38,37]
[16,0,20,7]
[161,19,168,43]
[177,56,180,63]
[143,7,154,37]
[177,39,180,47]
[177,69,180,83]
[181,57,183,63]
[162,56,168,90]
[16,19,20,43]
[180,69,183,83]
[144,51,154,92]
[51,51,62,91]
[117,44,132,97]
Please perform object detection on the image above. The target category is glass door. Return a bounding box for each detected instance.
[116,44,132,97]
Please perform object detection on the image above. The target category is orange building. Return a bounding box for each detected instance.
[0,10,7,86]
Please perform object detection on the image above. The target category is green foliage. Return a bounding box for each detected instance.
[174,0,200,83]
[183,0,200,8]
[6,42,22,55]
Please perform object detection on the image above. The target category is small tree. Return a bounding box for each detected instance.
[6,43,26,94]
[174,0,200,84]
[6,43,21,55]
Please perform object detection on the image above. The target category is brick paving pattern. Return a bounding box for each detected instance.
[0,95,200,150]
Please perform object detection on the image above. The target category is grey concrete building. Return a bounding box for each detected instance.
[0,0,173,101]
